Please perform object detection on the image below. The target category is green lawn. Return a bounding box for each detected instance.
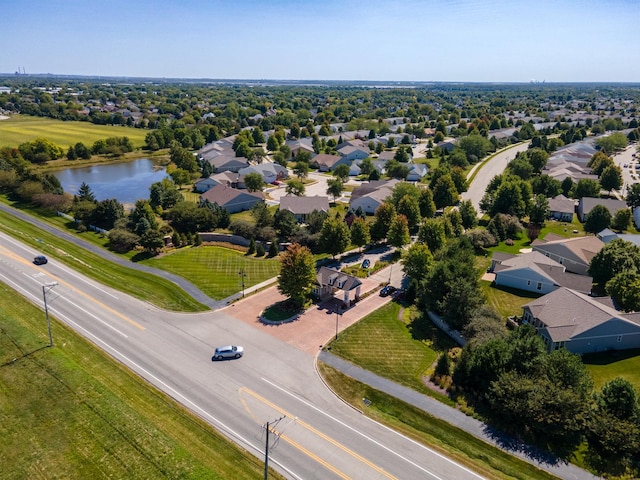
[141,246,281,300]
[0,114,149,149]
[480,280,541,318]
[0,203,207,312]
[583,349,640,390]
[0,281,280,480]
[487,217,586,255]
[328,302,455,402]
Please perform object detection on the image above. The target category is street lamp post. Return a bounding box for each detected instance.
[42,282,58,347]
[335,310,341,340]
[238,269,246,297]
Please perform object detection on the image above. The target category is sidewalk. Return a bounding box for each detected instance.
[318,352,601,480]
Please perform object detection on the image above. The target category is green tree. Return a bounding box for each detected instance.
[529,194,550,226]
[595,132,627,154]
[251,201,272,228]
[599,165,623,194]
[170,168,191,189]
[285,179,305,196]
[528,148,549,173]
[573,179,601,199]
[387,214,410,249]
[589,238,640,285]
[457,134,492,162]
[333,164,350,182]
[89,198,124,230]
[326,178,344,202]
[458,199,478,229]
[402,242,433,283]
[319,216,350,258]
[370,202,396,241]
[396,194,421,230]
[418,188,436,218]
[139,228,164,254]
[277,243,316,308]
[244,172,265,192]
[627,183,640,209]
[359,157,375,176]
[417,218,446,253]
[349,218,371,252]
[606,271,640,312]
[584,204,611,234]
[76,182,96,202]
[293,161,310,179]
[273,209,298,238]
[432,174,459,209]
[611,208,631,232]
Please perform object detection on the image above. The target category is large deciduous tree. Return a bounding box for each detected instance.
[243,172,265,192]
[277,243,316,308]
[387,214,410,249]
[584,204,611,234]
[349,218,370,251]
[319,216,350,258]
[589,238,640,285]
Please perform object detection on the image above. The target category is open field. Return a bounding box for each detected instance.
[0,114,148,149]
[0,281,279,480]
[141,246,281,300]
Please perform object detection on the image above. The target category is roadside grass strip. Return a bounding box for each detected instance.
[0,281,281,480]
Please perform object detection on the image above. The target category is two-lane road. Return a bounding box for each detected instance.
[0,229,485,480]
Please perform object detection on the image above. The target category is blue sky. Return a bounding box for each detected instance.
[2,0,639,82]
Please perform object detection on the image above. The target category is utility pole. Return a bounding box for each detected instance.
[263,415,286,480]
[42,282,59,347]
[335,310,341,340]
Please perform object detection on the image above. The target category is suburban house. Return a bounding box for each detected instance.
[206,155,250,173]
[287,140,315,159]
[597,228,640,247]
[195,171,240,193]
[199,184,264,213]
[406,163,428,182]
[313,266,362,306]
[522,287,640,354]
[279,195,330,222]
[548,194,575,222]
[311,153,345,172]
[577,197,628,222]
[338,145,370,162]
[238,162,288,184]
[349,179,398,214]
[543,161,598,184]
[491,251,592,295]
[531,234,604,275]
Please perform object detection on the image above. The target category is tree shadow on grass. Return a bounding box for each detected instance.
[131,251,156,262]
[407,310,457,351]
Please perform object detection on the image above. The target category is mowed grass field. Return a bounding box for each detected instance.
[141,246,281,300]
[0,114,148,148]
[0,281,280,480]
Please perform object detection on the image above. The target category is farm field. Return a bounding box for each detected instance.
[0,114,148,149]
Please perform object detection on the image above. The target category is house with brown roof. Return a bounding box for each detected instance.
[491,251,592,295]
[199,184,264,213]
[279,195,330,222]
[311,153,346,172]
[522,287,640,354]
[531,234,604,275]
[313,266,362,306]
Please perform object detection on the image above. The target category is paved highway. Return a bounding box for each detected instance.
[0,229,486,480]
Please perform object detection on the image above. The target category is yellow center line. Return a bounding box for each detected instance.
[0,246,145,331]
[239,387,397,480]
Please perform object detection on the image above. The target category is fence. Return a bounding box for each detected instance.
[427,310,467,347]
[57,212,109,235]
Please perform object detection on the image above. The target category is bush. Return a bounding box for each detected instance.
[256,243,266,257]
[229,219,256,239]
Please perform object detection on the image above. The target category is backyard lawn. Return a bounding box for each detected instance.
[142,246,281,300]
[0,114,148,148]
[583,348,640,390]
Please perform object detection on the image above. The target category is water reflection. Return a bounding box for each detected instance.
[53,158,168,205]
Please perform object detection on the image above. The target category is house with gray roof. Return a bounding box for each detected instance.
[313,266,362,306]
[194,171,239,193]
[199,184,264,213]
[548,194,575,222]
[349,179,398,214]
[577,197,628,222]
[531,234,604,275]
[279,195,330,222]
[406,163,428,182]
[522,287,640,354]
[238,162,288,185]
[597,228,640,247]
[492,251,592,295]
[338,145,370,162]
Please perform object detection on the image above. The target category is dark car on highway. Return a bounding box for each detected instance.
[33,255,48,265]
